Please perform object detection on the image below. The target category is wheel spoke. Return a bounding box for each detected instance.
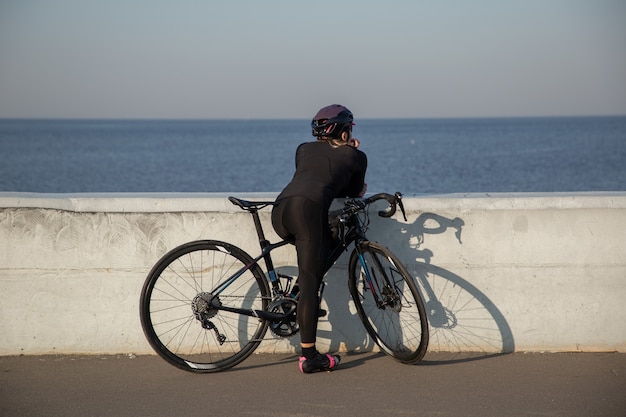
[140,241,270,372]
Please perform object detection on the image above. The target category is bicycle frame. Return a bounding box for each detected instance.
[209,200,369,323]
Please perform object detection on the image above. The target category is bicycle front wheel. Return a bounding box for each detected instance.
[140,240,270,373]
[348,241,429,364]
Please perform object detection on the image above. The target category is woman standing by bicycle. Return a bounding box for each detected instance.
[271,104,368,373]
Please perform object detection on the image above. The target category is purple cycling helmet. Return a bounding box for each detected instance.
[311,104,354,138]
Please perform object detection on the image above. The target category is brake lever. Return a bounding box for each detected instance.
[395,192,408,222]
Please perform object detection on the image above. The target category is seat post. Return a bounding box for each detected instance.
[250,209,267,245]
[250,209,280,290]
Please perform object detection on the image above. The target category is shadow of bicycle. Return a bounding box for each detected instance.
[391,212,515,363]
[273,210,515,365]
[322,210,515,364]
[413,261,515,363]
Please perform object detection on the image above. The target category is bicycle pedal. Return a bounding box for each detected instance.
[318,309,327,317]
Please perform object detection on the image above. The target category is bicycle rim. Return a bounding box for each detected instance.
[348,241,429,364]
[140,240,270,373]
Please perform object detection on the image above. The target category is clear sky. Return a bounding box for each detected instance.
[0,0,625,119]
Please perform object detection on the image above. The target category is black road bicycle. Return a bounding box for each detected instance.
[140,192,429,372]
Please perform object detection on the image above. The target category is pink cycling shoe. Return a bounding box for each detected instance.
[299,352,341,373]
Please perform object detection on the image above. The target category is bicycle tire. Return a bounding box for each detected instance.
[140,240,270,373]
[348,241,429,364]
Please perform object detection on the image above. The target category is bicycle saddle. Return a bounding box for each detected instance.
[228,196,278,211]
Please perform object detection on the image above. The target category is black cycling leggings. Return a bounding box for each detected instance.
[271,196,330,345]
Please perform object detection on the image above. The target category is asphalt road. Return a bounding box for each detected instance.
[1,351,624,417]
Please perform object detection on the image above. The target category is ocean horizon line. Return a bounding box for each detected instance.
[1,114,625,122]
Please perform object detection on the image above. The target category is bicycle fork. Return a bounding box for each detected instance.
[355,245,399,310]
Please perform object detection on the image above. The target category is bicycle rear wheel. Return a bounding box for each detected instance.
[140,240,270,373]
[348,241,429,364]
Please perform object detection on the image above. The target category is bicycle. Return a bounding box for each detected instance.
[140,192,429,372]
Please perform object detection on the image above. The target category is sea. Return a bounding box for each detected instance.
[1,117,625,195]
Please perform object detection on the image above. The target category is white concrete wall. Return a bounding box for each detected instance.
[1,192,625,355]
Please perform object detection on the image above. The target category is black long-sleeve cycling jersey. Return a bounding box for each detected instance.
[275,141,367,208]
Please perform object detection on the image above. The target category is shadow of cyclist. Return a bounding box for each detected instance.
[271,260,375,359]
[320,259,377,355]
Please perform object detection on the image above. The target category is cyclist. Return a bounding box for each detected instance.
[271,104,368,373]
